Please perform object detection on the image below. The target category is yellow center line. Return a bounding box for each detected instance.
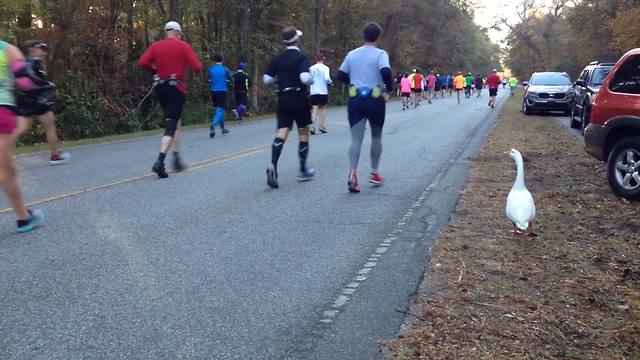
[0,144,269,214]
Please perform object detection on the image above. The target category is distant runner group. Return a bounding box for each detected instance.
[0,20,515,233]
[397,69,514,107]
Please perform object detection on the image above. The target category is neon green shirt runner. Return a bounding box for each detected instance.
[509,77,518,86]
[0,41,15,106]
[465,75,473,86]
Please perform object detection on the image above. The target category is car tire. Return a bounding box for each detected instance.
[580,103,590,136]
[607,137,640,200]
[522,99,532,115]
[569,103,580,129]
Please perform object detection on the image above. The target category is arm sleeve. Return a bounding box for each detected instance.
[380,68,393,92]
[378,50,392,91]
[337,70,350,84]
[185,44,203,73]
[247,74,252,88]
[138,45,154,72]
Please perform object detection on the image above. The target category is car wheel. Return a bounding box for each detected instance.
[569,104,579,129]
[580,103,590,136]
[522,99,531,115]
[607,137,640,200]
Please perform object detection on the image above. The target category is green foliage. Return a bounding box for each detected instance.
[505,0,640,80]
[5,0,502,144]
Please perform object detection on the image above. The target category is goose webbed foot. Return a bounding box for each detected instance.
[512,223,522,235]
[526,222,538,237]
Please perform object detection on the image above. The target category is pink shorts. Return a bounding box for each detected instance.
[0,106,17,134]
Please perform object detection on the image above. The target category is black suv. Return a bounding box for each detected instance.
[570,61,614,134]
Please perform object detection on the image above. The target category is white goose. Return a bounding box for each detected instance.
[505,149,537,236]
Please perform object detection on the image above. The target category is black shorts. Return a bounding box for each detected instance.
[210,91,227,108]
[412,88,423,93]
[155,84,185,121]
[401,92,411,98]
[16,103,51,117]
[16,89,54,117]
[234,92,249,107]
[347,95,385,128]
[309,94,329,106]
[276,93,312,129]
[489,88,498,97]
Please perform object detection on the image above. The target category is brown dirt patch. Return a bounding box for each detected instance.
[385,92,640,359]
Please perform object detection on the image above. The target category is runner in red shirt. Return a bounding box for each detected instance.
[139,21,203,178]
[412,69,424,108]
[486,69,501,109]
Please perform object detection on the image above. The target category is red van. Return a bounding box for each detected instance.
[584,48,640,200]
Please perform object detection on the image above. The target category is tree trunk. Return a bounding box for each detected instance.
[17,0,33,44]
[314,0,323,54]
[156,0,167,19]
[238,0,249,61]
[251,61,260,112]
[169,0,181,21]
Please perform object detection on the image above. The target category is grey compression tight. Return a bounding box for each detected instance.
[349,119,383,170]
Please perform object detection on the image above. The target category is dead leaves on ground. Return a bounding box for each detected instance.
[386,100,640,359]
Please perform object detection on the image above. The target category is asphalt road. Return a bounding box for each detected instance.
[0,89,508,360]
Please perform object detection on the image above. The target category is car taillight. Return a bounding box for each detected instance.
[590,93,600,124]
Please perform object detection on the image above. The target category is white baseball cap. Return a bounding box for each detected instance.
[164,21,182,33]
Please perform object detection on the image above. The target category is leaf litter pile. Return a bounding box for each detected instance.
[385,95,640,359]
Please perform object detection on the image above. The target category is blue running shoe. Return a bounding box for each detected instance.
[296,167,315,182]
[16,209,44,233]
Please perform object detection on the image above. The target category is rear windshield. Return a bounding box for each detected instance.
[530,74,571,86]
[591,67,612,86]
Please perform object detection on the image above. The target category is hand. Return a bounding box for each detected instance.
[383,93,390,103]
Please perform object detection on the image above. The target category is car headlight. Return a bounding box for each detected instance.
[527,91,537,97]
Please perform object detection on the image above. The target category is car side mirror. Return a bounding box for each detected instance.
[575,79,586,87]
[521,81,528,87]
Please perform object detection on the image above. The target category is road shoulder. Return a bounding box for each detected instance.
[384,90,640,359]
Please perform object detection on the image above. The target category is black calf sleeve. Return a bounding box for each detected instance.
[299,141,309,172]
[271,137,285,168]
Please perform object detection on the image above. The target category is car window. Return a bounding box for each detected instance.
[609,55,640,94]
[579,70,589,82]
[591,67,611,86]
[530,74,571,86]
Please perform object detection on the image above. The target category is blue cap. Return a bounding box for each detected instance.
[238,63,246,69]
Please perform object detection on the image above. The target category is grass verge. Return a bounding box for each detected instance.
[384,90,640,359]
[14,112,278,155]
[15,102,350,156]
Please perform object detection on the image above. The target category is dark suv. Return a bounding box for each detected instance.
[522,72,573,115]
[584,48,640,200]
[570,61,614,134]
